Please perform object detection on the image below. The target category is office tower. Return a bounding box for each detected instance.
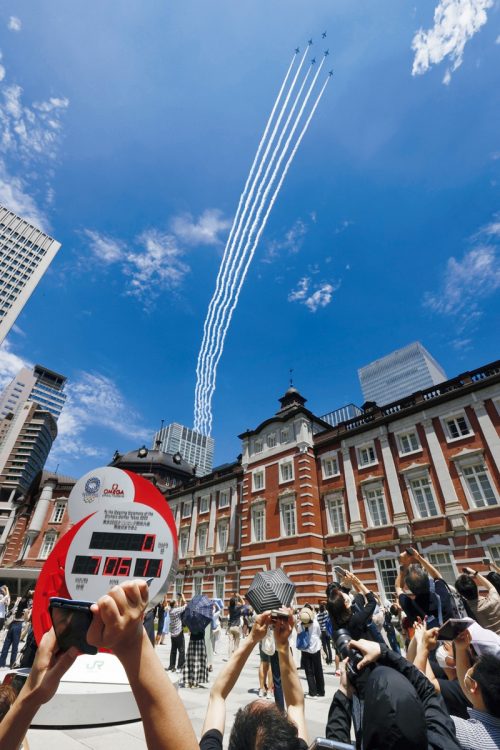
[152,422,215,476]
[0,364,66,421]
[358,342,447,406]
[320,403,363,428]
[0,400,57,496]
[0,205,61,345]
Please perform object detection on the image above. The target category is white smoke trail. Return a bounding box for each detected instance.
[205,75,331,434]
[201,63,326,433]
[195,50,309,431]
[194,53,298,431]
[198,62,313,431]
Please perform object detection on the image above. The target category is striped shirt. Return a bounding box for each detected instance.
[453,708,500,750]
[317,610,330,633]
[169,605,186,636]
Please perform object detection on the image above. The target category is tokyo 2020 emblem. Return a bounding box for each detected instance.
[83,476,101,503]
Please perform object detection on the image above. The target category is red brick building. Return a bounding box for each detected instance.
[2,359,499,605]
[170,360,500,604]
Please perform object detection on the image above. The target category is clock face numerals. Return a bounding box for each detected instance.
[65,501,174,603]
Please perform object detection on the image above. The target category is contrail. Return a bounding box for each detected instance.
[201,61,326,432]
[194,54,298,430]
[198,62,312,430]
[204,74,332,434]
[195,50,308,430]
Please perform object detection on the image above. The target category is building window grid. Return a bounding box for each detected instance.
[489,545,500,564]
[364,486,388,527]
[280,460,294,483]
[199,495,210,514]
[357,443,377,468]
[267,433,276,448]
[253,470,265,492]
[322,453,339,478]
[214,572,225,600]
[179,531,189,558]
[427,552,456,586]
[409,476,439,518]
[445,414,472,440]
[377,558,398,600]
[281,500,297,537]
[462,463,497,508]
[217,522,228,552]
[251,505,265,542]
[197,525,208,555]
[51,501,66,524]
[398,431,420,454]
[181,502,192,518]
[327,495,346,534]
[39,530,58,559]
[219,490,230,508]
[194,576,203,596]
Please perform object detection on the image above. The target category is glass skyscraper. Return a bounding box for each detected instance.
[0,364,67,421]
[358,342,447,406]
[152,422,214,476]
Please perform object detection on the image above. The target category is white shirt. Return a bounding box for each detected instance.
[300,618,322,654]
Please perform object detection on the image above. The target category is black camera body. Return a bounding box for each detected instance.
[333,628,364,683]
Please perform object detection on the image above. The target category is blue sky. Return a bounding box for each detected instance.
[0,0,498,477]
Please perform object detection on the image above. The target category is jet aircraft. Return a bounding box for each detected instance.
[322,31,327,38]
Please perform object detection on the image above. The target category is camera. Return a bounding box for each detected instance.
[333,628,364,683]
[270,608,289,621]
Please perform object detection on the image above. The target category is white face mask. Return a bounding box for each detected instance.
[436,644,455,671]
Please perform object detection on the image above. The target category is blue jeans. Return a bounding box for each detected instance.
[0,621,22,667]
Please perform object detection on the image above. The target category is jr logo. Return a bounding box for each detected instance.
[86,660,105,671]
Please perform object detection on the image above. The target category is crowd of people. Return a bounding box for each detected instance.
[0,551,499,749]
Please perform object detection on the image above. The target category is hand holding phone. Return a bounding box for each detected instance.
[334,566,346,577]
[437,618,474,641]
[49,597,97,655]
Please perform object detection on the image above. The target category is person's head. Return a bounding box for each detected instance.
[463,653,500,716]
[325,581,340,599]
[455,574,478,601]
[405,564,429,596]
[0,684,16,721]
[169,599,176,609]
[319,602,325,612]
[228,700,304,750]
[363,666,427,749]
[299,608,312,625]
[435,641,456,671]
[229,597,236,609]
[326,588,351,627]
[389,604,399,617]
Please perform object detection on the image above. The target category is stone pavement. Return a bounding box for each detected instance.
[25,632,340,749]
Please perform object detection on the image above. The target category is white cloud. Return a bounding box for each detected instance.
[496,34,500,44]
[411,0,493,82]
[82,227,190,304]
[0,84,69,163]
[265,219,308,262]
[51,372,150,461]
[7,17,22,32]
[171,209,230,246]
[0,159,49,230]
[125,230,189,300]
[424,245,500,315]
[0,341,30,391]
[288,276,337,312]
[84,229,125,264]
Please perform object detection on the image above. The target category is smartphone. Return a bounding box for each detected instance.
[406,547,415,556]
[437,617,474,641]
[308,739,355,750]
[483,558,491,565]
[334,566,346,577]
[49,597,97,655]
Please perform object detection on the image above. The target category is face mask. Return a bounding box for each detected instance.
[436,644,455,671]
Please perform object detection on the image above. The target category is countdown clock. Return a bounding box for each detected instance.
[32,468,178,645]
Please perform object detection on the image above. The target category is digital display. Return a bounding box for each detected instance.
[89,532,156,552]
[71,555,102,575]
[103,556,133,577]
[134,558,163,578]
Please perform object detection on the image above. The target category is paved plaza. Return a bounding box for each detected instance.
[23,632,340,749]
